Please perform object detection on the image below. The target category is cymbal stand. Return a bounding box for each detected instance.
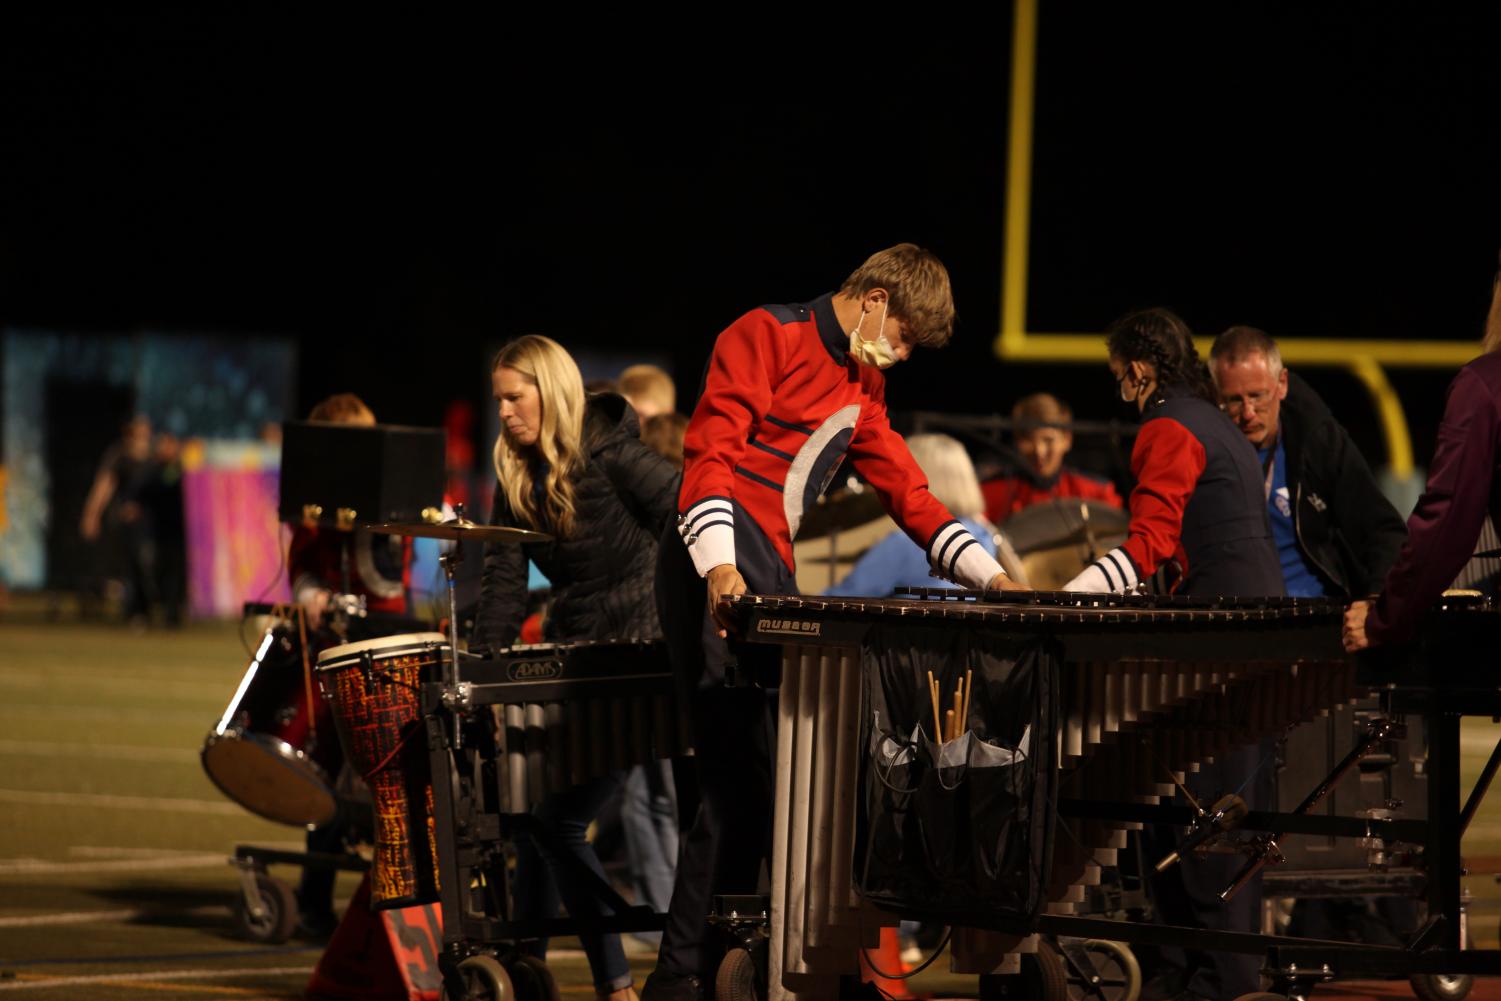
[439,504,467,750]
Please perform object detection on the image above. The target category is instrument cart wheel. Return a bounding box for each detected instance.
[507,955,561,1001]
[979,944,1069,1001]
[441,954,514,1001]
[1060,940,1141,1001]
[232,870,298,944]
[716,947,762,1001]
[1408,920,1474,1001]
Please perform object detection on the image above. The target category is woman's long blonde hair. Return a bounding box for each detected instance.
[492,335,586,538]
[1483,259,1501,355]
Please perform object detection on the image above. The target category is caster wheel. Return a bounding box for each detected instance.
[1060,940,1140,1001]
[232,871,297,943]
[980,945,1069,1001]
[1410,971,1474,1001]
[442,954,514,1001]
[508,955,561,1001]
[716,947,762,1001]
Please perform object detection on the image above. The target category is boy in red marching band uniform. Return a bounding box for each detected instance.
[646,244,1022,1000]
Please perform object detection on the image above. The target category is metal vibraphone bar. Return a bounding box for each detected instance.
[730,589,1501,1001]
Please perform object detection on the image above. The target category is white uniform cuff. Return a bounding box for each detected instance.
[926,520,1004,589]
[679,499,736,578]
[1062,546,1139,594]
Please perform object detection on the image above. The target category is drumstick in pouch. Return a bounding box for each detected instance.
[927,671,943,744]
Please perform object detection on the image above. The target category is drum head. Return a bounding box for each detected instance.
[315,631,450,672]
[202,731,338,828]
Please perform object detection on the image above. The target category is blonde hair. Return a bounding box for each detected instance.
[308,393,375,425]
[618,364,677,414]
[640,412,689,470]
[838,243,956,348]
[492,336,586,538]
[1484,263,1501,355]
[906,433,985,520]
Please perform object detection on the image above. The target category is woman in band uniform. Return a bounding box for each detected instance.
[473,335,680,1001]
[1064,308,1284,1001]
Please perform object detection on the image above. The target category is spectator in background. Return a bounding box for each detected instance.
[1209,326,1405,600]
[981,393,1122,524]
[619,364,676,421]
[827,433,999,596]
[80,415,157,627]
[640,412,689,468]
[142,431,187,627]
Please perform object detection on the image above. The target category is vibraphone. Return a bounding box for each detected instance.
[730,589,1501,1001]
[420,640,690,957]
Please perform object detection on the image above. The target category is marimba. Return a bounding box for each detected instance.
[730,589,1501,1001]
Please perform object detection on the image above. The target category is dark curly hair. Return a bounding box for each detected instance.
[1106,307,1215,404]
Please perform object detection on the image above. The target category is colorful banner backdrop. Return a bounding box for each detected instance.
[183,440,290,618]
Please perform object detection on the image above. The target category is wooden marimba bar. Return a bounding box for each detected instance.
[730,590,1349,1001]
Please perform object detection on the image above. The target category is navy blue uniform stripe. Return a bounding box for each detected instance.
[764,415,814,436]
[749,439,797,462]
[946,538,979,579]
[924,518,961,556]
[734,466,784,493]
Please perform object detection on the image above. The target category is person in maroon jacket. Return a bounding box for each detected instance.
[1345,260,1501,651]
[645,244,1023,1001]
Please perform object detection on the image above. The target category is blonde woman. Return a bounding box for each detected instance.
[473,335,680,1001]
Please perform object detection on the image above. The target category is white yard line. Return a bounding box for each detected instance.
[0,853,229,876]
[0,788,242,817]
[0,966,313,991]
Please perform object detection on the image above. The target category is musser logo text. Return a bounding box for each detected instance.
[756,619,822,637]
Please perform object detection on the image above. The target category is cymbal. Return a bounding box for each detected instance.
[796,487,887,541]
[1001,499,1128,555]
[368,518,552,544]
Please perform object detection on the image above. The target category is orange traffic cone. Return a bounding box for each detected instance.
[860,926,916,999]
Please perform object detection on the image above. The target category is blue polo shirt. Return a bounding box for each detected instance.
[1259,438,1324,597]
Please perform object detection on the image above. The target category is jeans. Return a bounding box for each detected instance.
[620,761,679,944]
[512,771,633,993]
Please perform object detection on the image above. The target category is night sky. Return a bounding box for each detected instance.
[4,9,1499,469]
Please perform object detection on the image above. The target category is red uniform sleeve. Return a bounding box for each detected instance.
[1121,417,1206,579]
[1369,367,1501,643]
[847,372,1002,589]
[677,309,789,574]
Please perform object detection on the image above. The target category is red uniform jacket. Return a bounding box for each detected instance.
[677,294,1001,591]
[982,469,1123,524]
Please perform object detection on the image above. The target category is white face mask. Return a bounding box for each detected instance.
[848,299,898,369]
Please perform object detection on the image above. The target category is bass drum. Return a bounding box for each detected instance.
[202,624,342,828]
[1002,499,1129,590]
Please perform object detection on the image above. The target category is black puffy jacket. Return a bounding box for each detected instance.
[472,394,681,649]
[1280,372,1408,598]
